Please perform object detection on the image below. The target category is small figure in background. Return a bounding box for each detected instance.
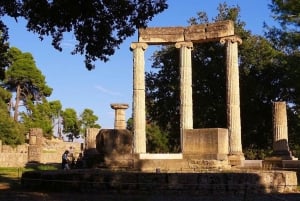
[62,150,70,170]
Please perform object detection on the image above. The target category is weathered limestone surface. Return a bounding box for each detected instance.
[22,169,298,193]
[28,128,43,162]
[0,137,81,167]
[265,101,297,162]
[220,36,244,163]
[139,27,185,44]
[131,42,148,153]
[183,128,228,160]
[85,128,100,150]
[110,103,129,130]
[139,20,234,44]
[273,102,290,154]
[96,129,133,168]
[175,42,193,150]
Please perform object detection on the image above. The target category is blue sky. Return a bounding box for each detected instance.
[3,0,276,129]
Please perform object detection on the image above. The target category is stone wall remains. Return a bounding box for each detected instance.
[0,139,82,167]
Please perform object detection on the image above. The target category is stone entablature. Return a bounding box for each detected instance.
[139,20,234,44]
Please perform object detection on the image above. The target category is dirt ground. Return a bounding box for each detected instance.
[2,179,300,201]
[1,188,300,201]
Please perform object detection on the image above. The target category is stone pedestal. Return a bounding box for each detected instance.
[111,103,129,129]
[183,128,229,161]
[96,129,133,168]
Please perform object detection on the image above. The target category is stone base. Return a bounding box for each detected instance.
[135,158,231,172]
[263,157,299,169]
[183,128,228,160]
[22,169,298,193]
[228,154,245,166]
[270,150,298,160]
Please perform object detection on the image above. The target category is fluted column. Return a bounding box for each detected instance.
[175,42,193,151]
[272,102,293,155]
[111,103,129,129]
[131,42,148,153]
[220,36,244,159]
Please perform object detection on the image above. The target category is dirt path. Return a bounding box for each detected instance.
[1,188,300,201]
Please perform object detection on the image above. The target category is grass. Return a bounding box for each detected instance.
[0,164,59,190]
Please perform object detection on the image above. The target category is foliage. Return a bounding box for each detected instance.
[0,82,25,146]
[0,100,25,145]
[0,0,168,70]
[127,118,169,152]
[265,0,300,146]
[61,108,80,141]
[243,146,272,160]
[0,86,11,103]
[21,98,53,139]
[49,100,62,119]
[80,108,101,136]
[0,22,10,80]
[4,47,52,121]
[146,123,169,153]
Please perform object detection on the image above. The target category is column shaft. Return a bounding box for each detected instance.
[273,101,289,151]
[175,42,193,151]
[131,42,148,153]
[221,36,243,156]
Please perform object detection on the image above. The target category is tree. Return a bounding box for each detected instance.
[49,100,63,137]
[21,98,53,138]
[4,47,52,121]
[0,0,168,70]
[80,108,101,136]
[61,108,80,141]
[146,123,169,153]
[0,88,25,145]
[265,0,300,145]
[127,117,169,152]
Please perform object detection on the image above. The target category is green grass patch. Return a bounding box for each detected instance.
[0,165,59,189]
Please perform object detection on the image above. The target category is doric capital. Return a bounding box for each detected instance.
[175,41,193,49]
[110,103,129,110]
[130,42,148,51]
[220,35,242,45]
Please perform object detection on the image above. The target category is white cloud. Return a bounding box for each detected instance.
[95,85,122,96]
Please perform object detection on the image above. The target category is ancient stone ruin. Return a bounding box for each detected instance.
[130,20,244,168]
[21,20,299,193]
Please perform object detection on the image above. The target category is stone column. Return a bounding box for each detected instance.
[111,103,129,129]
[85,128,100,150]
[175,42,193,151]
[131,42,148,153]
[220,36,244,163]
[28,128,43,162]
[272,101,295,159]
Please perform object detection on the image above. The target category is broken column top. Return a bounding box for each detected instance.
[110,103,129,110]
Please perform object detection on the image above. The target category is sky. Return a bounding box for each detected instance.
[3,0,277,129]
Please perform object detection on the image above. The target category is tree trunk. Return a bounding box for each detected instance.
[14,84,21,121]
